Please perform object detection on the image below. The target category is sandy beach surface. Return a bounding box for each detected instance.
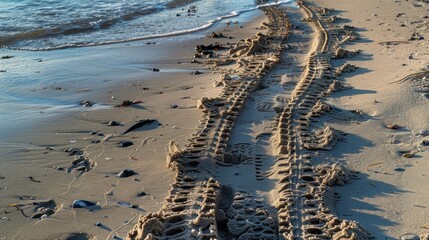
[1,0,428,239]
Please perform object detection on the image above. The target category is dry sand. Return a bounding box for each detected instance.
[0,0,428,239]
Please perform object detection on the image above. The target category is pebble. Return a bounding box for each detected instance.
[419,130,429,136]
[108,121,120,126]
[72,200,96,208]
[421,140,429,146]
[95,222,102,227]
[117,169,135,178]
[117,141,133,148]
[170,104,178,109]
[81,100,93,107]
[151,68,160,72]
[400,234,419,240]
[394,167,405,172]
[89,131,97,135]
[129,204,139,208]
[386,123,400,130]
[137,191,147,197]
[91,140,101,144]
[65,148,83,156]
[192,71,202,75]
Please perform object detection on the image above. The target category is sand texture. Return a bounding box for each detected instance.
[127,1,373,239]
[1,0,429,239]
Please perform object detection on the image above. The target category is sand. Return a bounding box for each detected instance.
[1,0,428,239]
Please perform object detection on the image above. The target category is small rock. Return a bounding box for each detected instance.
[129,204,139,208]
[81,100,93,107]
[89,131,97,135]
[386,123,400,130]
[400,234,419,240]
[408,54,414,60]
[65,148,83,156]
[209,32,225,38]
[117,169,135,178]
[192,71,202,75]
[95,222,102,226]
[108,121,120,126]
[419,130,429,136]
[151,68,160,72]
[1,55,14,59]
[394,167,405,172]
[91,140,101,144]
[410,33,424,41]
[117,141,133,148]
[170,104,178,109]
[72,200,96,208]
[421,140,429,146]
[137,191,146,197]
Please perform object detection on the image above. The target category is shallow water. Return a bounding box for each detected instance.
[0,0,289,50]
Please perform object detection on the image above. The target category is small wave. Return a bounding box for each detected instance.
[0,5,161,47]
[2,0,294,51]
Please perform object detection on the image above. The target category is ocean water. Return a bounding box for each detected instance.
[0,0,294,139]
[0,0,290,50]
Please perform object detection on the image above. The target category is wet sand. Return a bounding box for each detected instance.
[1,0,428,239]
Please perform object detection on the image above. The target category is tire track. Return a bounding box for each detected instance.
[127,5,292,240]
[127,1,374,239]
[273,1,371,239]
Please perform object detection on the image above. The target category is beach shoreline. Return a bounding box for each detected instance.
[1,0,428,239]
[0,7,272,240]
